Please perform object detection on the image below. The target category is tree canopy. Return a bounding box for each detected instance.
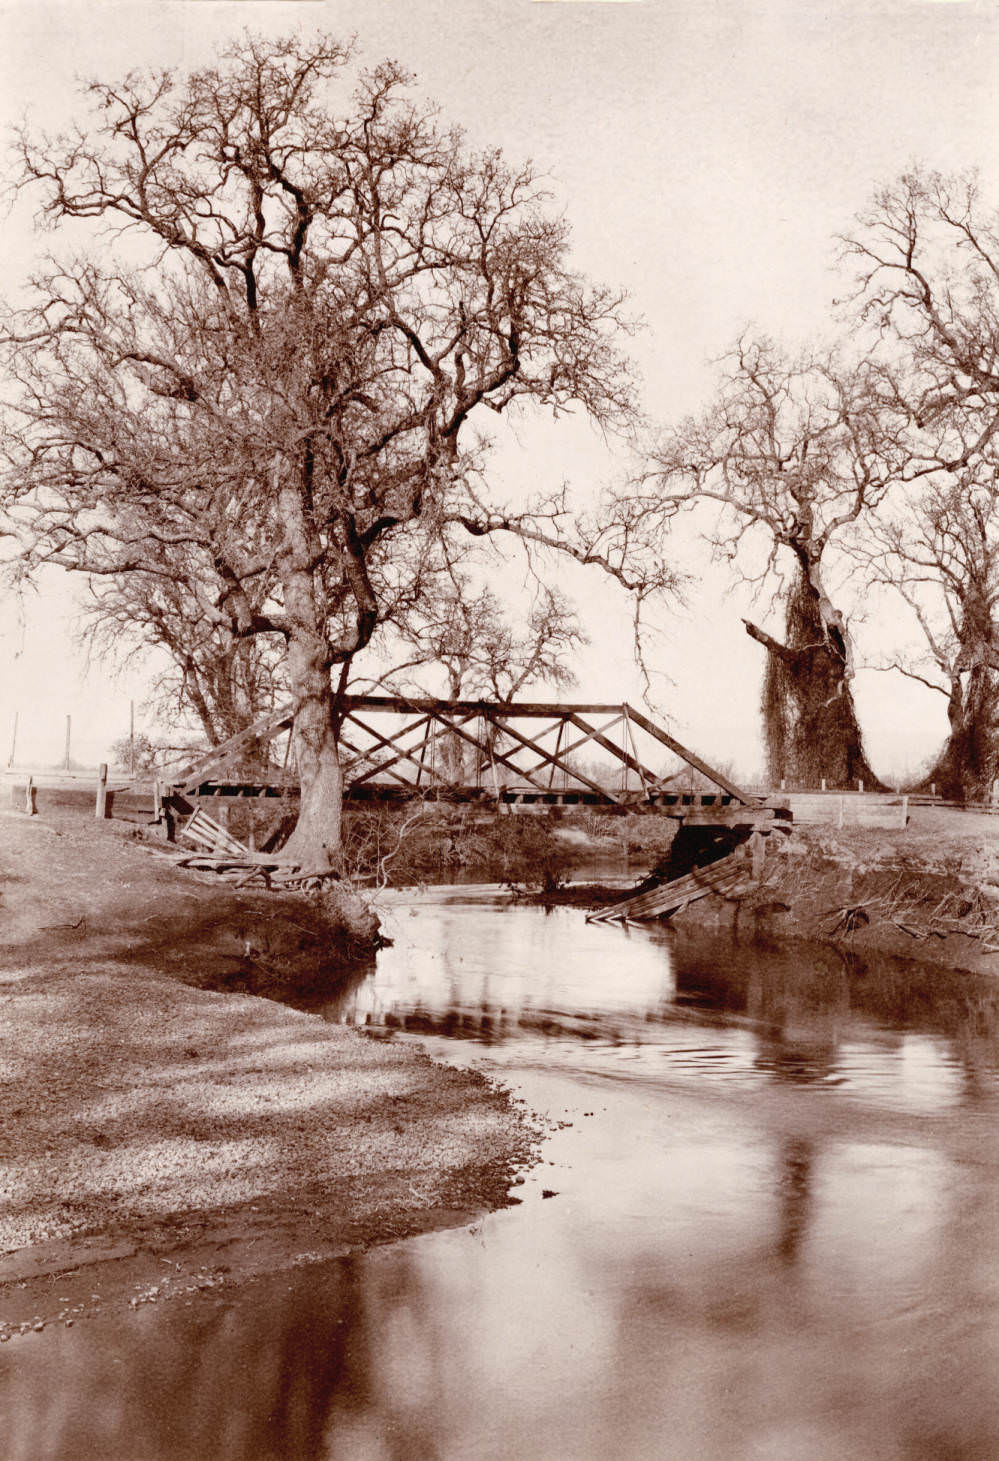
[1,32,646,870]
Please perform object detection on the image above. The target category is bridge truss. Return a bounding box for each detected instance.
[166,695,758,811]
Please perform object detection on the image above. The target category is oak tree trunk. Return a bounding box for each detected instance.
[917,667,999,803]
[753,571,881,789]
[272,470,347,875]
[281,682,345,875]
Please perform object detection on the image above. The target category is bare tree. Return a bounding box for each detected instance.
[840,169,999,798]
[79,562,285,759]
[1,34,645,885]
[845,167,999,467]
[864,464,999,801]
[397,578,585,700]
[634,336,896,787]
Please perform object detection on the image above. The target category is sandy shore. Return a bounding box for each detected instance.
[0,809,539,1338]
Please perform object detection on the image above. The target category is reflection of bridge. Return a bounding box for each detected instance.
[167,695,777,822]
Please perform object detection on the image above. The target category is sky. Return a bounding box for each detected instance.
[2,0,999,775]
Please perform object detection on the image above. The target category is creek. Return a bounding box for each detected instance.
[4,890,999,1460]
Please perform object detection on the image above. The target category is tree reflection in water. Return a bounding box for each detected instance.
[4,905,999,1460]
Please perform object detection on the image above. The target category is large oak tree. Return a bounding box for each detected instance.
[863,465,999,801]
[633,337,896,787]
[1,34,642,873]
[844,168,999,798]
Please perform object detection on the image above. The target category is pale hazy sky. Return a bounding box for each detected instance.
[2,0,998,773]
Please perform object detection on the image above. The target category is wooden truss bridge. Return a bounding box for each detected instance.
[163,694,779,826]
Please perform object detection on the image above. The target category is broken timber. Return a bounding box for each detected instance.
[164,805,325,888]
[587,848,754,925]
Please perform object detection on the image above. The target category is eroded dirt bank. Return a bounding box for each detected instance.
[521,807,999,978]
[0,810,539,1338]
[675,818,999,976]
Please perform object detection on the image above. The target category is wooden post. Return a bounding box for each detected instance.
[930,782,936,797]
[25,776,37,816]
[95,763,109,819]
[901,795,909,829]
[858,779,864,793]
[152,780,163,822]
[7,710,17,769]
[749,831,766,880]
[821,778,827,792]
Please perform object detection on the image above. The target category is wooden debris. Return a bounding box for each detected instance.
[179,807,253,860]
[586,848,753,925]
[149,813,337,890]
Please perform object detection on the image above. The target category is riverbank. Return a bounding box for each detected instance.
[720,817,999,975]
[0,810,540,1339]
[553,811,999,977]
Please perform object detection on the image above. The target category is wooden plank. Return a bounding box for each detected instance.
[673,805,778,827]
[179,806,250,859]
[171,705,293,791]
[342,695,630,718]
[587,849,751,924]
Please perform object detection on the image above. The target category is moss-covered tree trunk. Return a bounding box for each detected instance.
[917,666,999,802]
[749,568,881,789]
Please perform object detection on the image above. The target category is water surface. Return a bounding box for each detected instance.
[4,895,999,1460]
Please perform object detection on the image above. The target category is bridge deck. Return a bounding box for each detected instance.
[182,781,771,816]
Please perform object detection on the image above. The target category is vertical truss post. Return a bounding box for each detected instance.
[549,718,565,789]
[624,708,650,801]
[414,716,429,788]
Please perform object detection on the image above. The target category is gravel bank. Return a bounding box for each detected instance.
[0,810,538,1333]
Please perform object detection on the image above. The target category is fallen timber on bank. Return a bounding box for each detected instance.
[143,805,332,890]
[587,847,756,925]
[586,817,796,924]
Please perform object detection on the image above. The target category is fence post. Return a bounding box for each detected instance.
[901,794,909,829]
[95,763,109,820]
[25,776,37,816]
[821,778,827,792]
